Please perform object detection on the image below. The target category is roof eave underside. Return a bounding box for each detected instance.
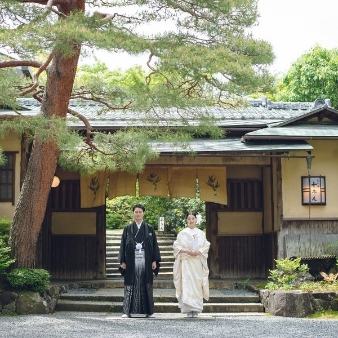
[277,106,338,127]
[243,125,338,141]
[244,136,338,141]
[150,139,313,156]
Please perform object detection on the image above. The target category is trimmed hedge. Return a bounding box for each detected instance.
[6,268,51,293]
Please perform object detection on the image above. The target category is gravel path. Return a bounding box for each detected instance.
[1,312,337,338]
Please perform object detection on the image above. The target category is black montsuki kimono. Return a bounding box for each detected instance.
[118,221,161,316]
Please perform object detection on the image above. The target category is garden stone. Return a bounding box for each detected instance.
[311,292,338,311]
[260,290,316,318]
[48,298,58,312]
[2,308,15,315]
[1,291,18,305]
[0,285,64,314]
[16,291,49,314]
[46,286,60,298]
[3,301,16,313]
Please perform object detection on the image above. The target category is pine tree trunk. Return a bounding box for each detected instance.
[9,15,82,267]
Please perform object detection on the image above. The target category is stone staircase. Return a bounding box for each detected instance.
[56,281,264,314]
[55,230,265,314]
[105,229,176,279]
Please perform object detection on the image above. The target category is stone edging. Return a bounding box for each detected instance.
[0,285,66,315]
[2,281,337,317]
[260,289,338,317]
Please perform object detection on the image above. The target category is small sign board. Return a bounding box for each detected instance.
[158,217,165,231]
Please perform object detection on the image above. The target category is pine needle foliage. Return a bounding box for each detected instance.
[0,0,278,173]
[0,1,274,173]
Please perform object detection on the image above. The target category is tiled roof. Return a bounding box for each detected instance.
[8,97,316,129]
[0,97,321,154]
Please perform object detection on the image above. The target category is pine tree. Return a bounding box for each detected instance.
[0,0,273,267]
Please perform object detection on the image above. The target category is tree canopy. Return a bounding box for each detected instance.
[0,0,274,268]
[0,1,274,109]
[275,46,338,107]
[0,0,276,174]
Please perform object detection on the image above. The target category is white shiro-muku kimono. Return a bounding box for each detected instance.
[173,227,210,314]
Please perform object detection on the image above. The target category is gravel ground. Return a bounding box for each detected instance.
[0,312,338,338]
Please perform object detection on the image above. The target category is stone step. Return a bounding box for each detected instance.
[106,249,174,253]
[106,266,173,271]
[56,300,264,313]
[106,268,173,275]
[106,261,174,267]
[107,267,174,272]
[106,238,176,243]
[105,253,174,258]
[105,229,176,283]
[86,279,176,288]
[106,230,175,234]
[106,263,173,273]
[106,266,174,273]
[106,237,176,242]
[106,247,174,253]
[56,285,263,314]
[54,278,256,290]
[106,254,175,261]
[105,232,175,237]
[59,288,260,304]
[106,272,174,279]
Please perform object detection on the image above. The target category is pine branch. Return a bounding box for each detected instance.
[68,107,93,144]
[44,0,67,17]
[20,52,54,96]
[0,60,42,69]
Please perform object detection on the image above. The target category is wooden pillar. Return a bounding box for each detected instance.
[275,157,285,259]
[96,205,106,278]
[206,202,220,278]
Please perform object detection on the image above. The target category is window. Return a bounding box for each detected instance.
[227,180,263,211]
[0,152,15,203]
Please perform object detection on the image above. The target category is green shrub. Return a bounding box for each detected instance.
[106,195,206,233]
[6,268,51,293]
[0,239,15,275]
[0,217,11,244]
[106,213,123,229]
[265,258,309,290]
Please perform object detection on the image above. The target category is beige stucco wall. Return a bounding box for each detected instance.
[0,132,21,220]
[218,211,262,234]
[52,212,96,234]
[282,140,338,219]
[226,165,262,179]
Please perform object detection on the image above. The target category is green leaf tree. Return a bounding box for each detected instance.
[0,0,274,268]
[106,195,206,233]
[275,46,338,107]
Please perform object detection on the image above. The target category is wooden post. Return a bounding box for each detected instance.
[206,202,220,278]
[96,205,106,278]
[275,157,285,259]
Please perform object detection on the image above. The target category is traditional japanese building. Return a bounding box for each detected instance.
[1,97,337,279]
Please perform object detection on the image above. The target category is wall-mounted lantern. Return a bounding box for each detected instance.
[301,176,326,205]
[51,176,60,188]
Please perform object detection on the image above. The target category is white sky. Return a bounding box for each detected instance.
[253,0,338,75]
[90,0,338,75]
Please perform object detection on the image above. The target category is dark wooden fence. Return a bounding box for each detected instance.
[40,180,106,280]
[218,235,272,278]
